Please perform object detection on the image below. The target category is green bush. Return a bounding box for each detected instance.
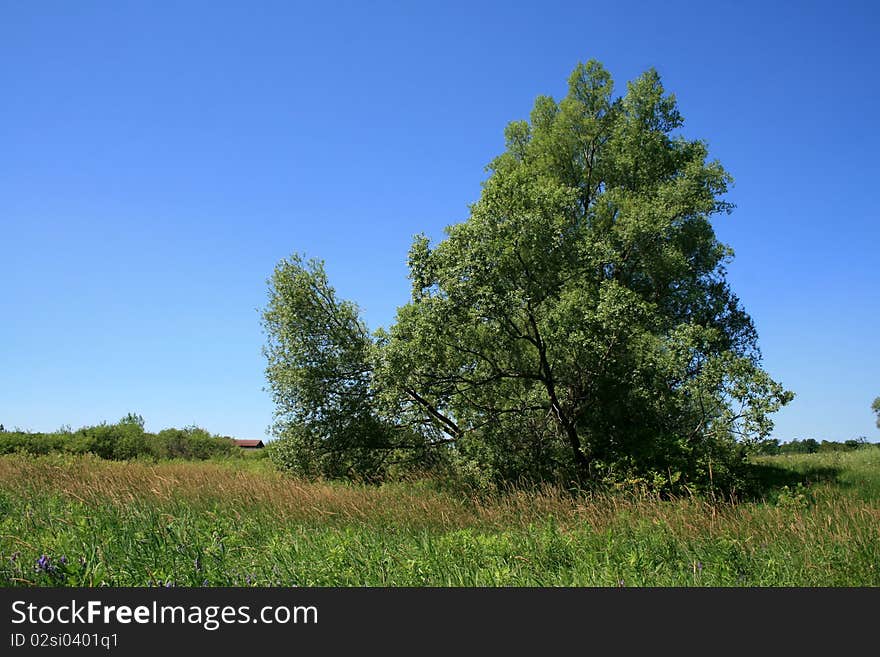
[0,417,243,462]
[156,426,238,460]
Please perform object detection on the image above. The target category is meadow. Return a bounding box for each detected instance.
[1,449,878,587]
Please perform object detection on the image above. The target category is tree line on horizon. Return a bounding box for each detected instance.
[0,420,874,462]
[0,414,242,461]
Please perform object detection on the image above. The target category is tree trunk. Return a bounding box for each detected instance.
[553,400,591,481]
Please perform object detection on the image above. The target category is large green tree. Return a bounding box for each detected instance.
[264,60,793,489]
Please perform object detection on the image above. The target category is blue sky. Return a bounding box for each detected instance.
[1,1,878,442]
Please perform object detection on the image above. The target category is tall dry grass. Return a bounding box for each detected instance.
[1,451,878,586]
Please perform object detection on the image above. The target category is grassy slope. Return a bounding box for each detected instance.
[1,450,878,586]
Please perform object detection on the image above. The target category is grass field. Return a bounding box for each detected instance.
[1,449,878,586]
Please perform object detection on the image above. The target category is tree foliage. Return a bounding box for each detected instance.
[262,255,436,480]
[263,60,793,491]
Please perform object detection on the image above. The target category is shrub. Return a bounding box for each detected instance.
[0,418,242,462]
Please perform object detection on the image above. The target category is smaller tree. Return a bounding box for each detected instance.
[120,412,145,430]
[262,254,431,480]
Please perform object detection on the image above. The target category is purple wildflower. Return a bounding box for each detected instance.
[697,561,703,573]
[59,555,68,565]
[36,555,51,572]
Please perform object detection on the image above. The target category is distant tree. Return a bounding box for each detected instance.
[120,412,145,430]
[873,397,880,429]
[779,438,819,454]
[0,424,5,432]
[754,438,780,455]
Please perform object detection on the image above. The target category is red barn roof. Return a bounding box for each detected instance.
[234,439,265,448]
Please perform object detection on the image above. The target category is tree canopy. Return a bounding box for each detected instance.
[263,60,793,491]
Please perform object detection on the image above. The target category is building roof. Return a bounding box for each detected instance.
[233,439,265,448]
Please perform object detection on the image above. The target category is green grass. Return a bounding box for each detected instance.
[1,449,878,586]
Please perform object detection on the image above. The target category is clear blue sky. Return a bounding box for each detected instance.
[2,1,878,442]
